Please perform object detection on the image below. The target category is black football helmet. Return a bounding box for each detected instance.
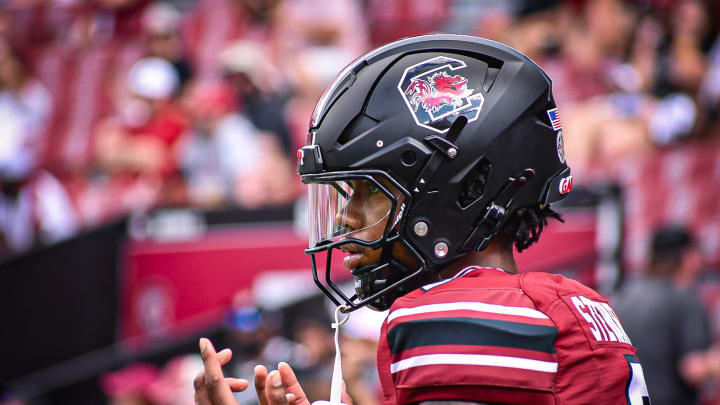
[298,34,572,312]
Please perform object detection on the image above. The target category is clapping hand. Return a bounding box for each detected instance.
[193,338,310,405]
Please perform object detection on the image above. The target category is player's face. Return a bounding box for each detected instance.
[335,178,405,270]
[307,175,416,271]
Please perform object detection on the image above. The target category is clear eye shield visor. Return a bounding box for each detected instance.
[304,172,407,252]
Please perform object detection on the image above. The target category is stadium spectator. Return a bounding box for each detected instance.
[0,41,51,177]
[183,0,278,80]
[179,80,295,208]
[364,0,450,47]
[94,56,189,217]
[0,169,79,257]
[222,291,310,405]
[96,57,186,174]
[614,225,712,405]
[0,41,78,256]
[288,318,335,402]
[283,45,355,153]
[272,0,368,60]
[141,2,194,90]
[0,0,148,48]
[219,40,293,154]
[339,308,386,405]
[272,0,369,156]
[653,0,716,97]
[179,80,241,206]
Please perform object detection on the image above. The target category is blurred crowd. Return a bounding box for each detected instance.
[0,1,719,403]
[0,0,719,267]
[96,291,385,405]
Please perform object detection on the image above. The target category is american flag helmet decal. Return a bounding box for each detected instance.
[546,108,561,131]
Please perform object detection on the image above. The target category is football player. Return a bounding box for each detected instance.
[194,34,650,405]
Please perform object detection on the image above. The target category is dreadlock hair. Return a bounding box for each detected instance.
[498,205,564,252]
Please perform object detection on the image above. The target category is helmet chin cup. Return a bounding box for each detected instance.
[351,252,428,311]
[309,236,431,312]
[352,262,393,310]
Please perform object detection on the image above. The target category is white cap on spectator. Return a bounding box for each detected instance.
[127,57,179,100]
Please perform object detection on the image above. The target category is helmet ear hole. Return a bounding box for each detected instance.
[458,158,492,209]
[401,150,417,166]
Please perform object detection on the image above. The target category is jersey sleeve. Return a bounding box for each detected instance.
[520,272,650,405]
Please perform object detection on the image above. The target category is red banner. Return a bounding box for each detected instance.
[120,213,597,348]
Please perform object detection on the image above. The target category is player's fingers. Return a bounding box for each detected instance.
[194,348,235,404]
[286,393,297,405]
[226,377,249,392]
[266,370,288,405]
[199,338,237,404]
[341,380,354,405]
[218,348,233,366]
[193,370,212,405]
[254,364,270,405]
[278,362,310,405]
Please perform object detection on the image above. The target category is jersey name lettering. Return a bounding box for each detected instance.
[570,296,632,344]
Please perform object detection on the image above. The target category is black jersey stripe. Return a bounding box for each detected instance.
[386,317,558,355]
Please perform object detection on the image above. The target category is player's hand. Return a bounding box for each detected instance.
[194,337,249,405]
[253,362,306,405]
[253,362,354,405]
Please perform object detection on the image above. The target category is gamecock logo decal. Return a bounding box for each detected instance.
[398,56,484,133]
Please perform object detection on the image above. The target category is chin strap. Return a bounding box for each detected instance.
[461,168,535,252]
[312,306,350,405]
[330,306,349,405]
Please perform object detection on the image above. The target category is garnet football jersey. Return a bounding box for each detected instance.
[376,267,650,405]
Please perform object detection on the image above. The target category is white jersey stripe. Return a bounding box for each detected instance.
[387,301,550,323]
[390,353,558,374]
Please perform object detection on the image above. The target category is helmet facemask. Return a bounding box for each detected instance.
[303,171,427,312]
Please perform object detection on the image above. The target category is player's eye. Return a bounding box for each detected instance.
[367,182,380,194]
